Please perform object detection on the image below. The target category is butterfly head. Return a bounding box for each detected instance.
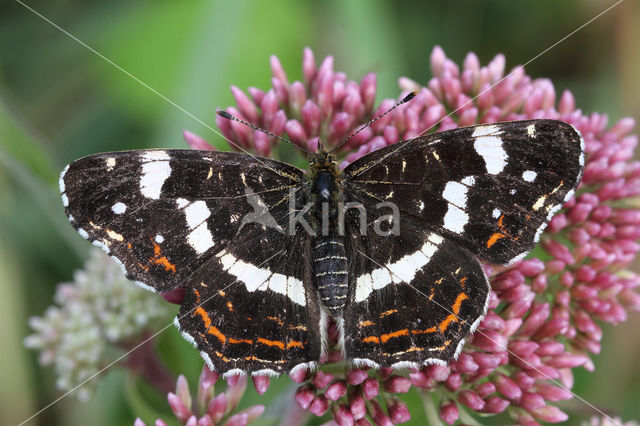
[309,149,337,172]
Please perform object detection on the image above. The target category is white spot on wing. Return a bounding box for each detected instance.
[290,362,317,376]
[223,369,246,379]
[354,233,442,302]
[461,176,475,186]
[492,208,501,219]
[474,136,507,174]
[176,198,189,208]
[219,251,306,306]
[61,193,69,207]
[184,201,211,229]
[563,188,575,203]
[78,228,89,239]
[112,202,127,214]
[353,358,380,369]
[200,352,214,371]
[140,151,171,199]
[155,235,164,243]
[443,181,469,208]
[106,229,124,241]
[106,157,116,171]
[471,124,502,137]
[522,170,537,182]
[443,204,468,234]
[92,239,110,254]
[188,222,214,254]
[527,124,536,138]
[252,369,280,377]
[59,165,69,194]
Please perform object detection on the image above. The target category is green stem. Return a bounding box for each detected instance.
[420,391,444,426]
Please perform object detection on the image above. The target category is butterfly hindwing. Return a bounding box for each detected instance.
[176,227,322,375]
[343,217,489,368]
[344,119,584,265]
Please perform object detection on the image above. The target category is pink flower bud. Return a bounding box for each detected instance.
[520,392,546,411]
[482,395,510,414]
[295,386,315,410]
[224,413,249,426]
[197,415,214,426]
[384,376,411,394]
[558,90,575,114]
[531,405,569,423]
[439,400,459,425]
[494,373,522,400]
[350,394,367,420]
[535,383,573,401]
[231,86,258,124]
[474,381,496,398]
[325,381,347,401]
[453,353,479,374]
[332,404,354,426]
[388,400,411,423]
[445,372,462,391]
[207,393,227,423]
[251,375,270,395]
[513,371,535,391]
[362,377,380,399]
[343,369,367,386]
[312,371,333,389]
[302,47,316,84]
[371,401,394,426]
[309,395,330,416]
[183,131,215,151]
[225,374,247,411]
[162,286,186,304]
[458,390,485,410]
[360,73,377,112]
[430,46,446,77]
[168,392,191,423]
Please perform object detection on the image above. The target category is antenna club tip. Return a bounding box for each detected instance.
[216,110,233,120]
[402,91,417,103]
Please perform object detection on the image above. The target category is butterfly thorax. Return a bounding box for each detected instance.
[308,150,348,317]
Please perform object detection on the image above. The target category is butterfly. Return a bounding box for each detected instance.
[60,117,584,377]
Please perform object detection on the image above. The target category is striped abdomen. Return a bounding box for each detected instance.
[313,236,348,316]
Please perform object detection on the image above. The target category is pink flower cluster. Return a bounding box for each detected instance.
[135,366,265,426]
[179,47,640,425]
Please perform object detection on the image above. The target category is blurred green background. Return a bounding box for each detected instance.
[1,0,639,425]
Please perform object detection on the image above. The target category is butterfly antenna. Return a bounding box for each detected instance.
[329,91,416,153]
[216,110,312,154]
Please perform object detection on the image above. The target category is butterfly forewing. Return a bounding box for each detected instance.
[344,119,584,265]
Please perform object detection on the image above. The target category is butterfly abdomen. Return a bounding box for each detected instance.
[313,236,348,316]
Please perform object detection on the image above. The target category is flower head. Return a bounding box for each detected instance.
[209,47,640,425]
[135,365,265,426]
[24,248,172,400]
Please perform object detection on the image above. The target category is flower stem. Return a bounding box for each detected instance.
[420,391,444,426]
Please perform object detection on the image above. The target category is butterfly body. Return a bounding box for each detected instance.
[60,119,584,375]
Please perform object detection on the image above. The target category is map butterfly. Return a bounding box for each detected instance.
[60,115,584,376]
